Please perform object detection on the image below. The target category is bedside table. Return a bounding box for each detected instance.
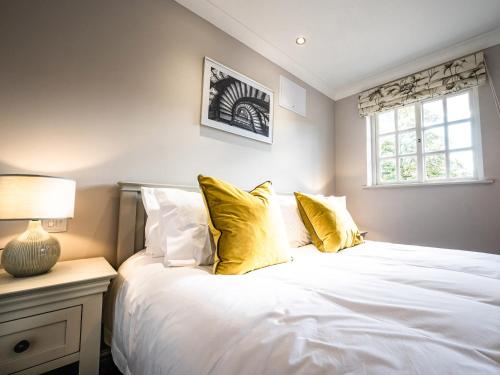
[0,257,116,375]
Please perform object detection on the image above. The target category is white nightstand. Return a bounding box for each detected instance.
[0,257,117,375]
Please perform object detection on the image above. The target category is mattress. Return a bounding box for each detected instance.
[111,241,500,375]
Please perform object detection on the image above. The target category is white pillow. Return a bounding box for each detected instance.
[277,194,347,248]
[277,195,310,247]
[326,195,346,209]
[141,187,163,257]
[154,188,213,266]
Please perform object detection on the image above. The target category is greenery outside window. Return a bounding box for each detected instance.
[367,88,485,186]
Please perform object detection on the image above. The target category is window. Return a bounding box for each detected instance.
[368,88,484,186]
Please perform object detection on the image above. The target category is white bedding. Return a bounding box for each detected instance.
[111,241,500,375]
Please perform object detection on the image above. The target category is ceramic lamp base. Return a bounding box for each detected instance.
[1,220,60,277]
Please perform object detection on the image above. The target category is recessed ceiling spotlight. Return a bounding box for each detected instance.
[295,36,306,45]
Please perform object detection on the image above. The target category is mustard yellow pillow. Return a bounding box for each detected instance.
[198,175,289,275]
[294,192,363,252]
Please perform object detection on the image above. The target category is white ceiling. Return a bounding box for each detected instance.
[175,0,500,100]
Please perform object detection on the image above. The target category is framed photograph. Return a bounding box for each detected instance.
[201,57,274,144]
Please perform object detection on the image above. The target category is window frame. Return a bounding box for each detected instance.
[367,87,485,187]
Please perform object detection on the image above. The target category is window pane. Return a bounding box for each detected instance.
[424,126,445,152]
[425,153,446,180]
[380,159,396,182]
[399,131,416,155]
[400,156,417,181]
[447,92,470,122]
[379,134,395,157]
[397,105,415,130]
[450,150,474,178]
[378,111,395,134]
[423,99,444,127]
[448,121,471,150]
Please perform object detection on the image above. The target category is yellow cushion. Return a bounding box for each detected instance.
[294,192,363,252]
[198,175,289,275]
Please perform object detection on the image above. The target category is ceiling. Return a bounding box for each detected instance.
[175,0,500,100]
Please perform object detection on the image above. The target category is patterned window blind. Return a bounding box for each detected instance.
[358,51,486,117]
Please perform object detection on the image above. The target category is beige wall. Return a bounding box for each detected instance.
[2,0,497,264]
[335,44,500,254]
[0,0,336,265]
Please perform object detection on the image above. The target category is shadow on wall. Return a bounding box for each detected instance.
[200,125,272,152]
[318,175,336,196]
[66,185,120,265]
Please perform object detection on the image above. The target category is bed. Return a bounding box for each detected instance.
[108,182,500,375]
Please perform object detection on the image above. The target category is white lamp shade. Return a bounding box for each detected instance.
[0,175,76,220]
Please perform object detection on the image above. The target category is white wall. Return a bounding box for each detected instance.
[335,44,500,254]
[0,0,335,264]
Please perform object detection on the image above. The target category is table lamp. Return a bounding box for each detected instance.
[0,175,76,277]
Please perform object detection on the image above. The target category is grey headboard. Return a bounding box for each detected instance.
[116,181,199,267]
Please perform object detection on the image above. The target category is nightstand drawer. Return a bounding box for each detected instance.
[0,305,81,374]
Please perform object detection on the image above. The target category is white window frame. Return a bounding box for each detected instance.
[366,87,487,187]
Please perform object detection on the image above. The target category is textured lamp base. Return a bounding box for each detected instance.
[1,220,60,277]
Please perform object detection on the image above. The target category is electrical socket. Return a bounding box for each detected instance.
[42,219,68,233]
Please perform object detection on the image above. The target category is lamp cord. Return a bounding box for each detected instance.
[485,58,500,120]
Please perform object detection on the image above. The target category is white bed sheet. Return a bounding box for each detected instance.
[111,241,500,375]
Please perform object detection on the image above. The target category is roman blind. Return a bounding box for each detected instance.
[358,51,486,117]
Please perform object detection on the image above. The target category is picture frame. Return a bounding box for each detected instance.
[201,57,274,144]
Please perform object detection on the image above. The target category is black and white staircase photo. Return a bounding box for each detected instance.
[208,67,270,137]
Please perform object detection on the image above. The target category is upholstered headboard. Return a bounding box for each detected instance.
[116,181,199,267]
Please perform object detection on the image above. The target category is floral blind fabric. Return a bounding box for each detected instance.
[358,51,486,117]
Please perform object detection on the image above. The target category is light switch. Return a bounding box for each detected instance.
[42,219,68,233]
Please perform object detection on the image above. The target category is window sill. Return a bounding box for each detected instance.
[363,179,494,189]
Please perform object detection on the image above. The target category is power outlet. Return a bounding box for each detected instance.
[42,219,68,233]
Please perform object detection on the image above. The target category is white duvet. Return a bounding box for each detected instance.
[111,241,500,375]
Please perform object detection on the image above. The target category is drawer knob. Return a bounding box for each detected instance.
[14,339,30,353]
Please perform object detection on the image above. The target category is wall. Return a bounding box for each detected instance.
[0,0,336,265]
[335,44,500,254]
